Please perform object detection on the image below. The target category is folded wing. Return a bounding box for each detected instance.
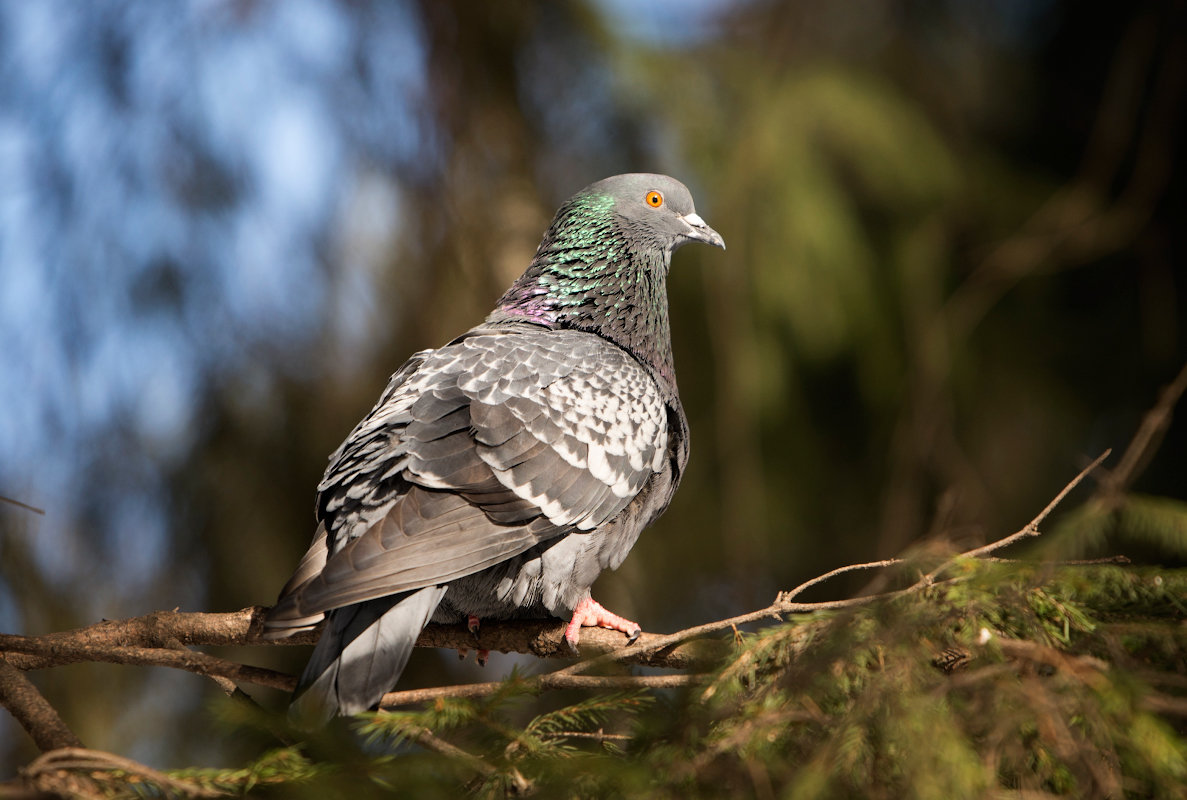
[263,326,668,635]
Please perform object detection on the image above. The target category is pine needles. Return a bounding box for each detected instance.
[116,555,1183,799]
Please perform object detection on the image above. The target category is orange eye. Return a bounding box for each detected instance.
[645,190,664,208]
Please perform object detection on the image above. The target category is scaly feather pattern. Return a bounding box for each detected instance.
[264,174,724,726]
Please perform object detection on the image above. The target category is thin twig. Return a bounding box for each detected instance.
[546,730,632,742]
[380,673,703,708]
[937,449,1111,565]
[401,727,531,792]
[403,727,496,775]
[779,557,906,603]
[162,638,239,697]
[0,496,45,515]
[556,452,1111,678]
[1105,361,1187,496]
[980,555,1130,566]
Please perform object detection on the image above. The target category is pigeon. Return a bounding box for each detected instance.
[263,173,724,726]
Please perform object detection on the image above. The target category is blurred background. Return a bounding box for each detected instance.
[1,0,1184,773]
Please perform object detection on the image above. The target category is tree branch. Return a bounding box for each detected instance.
[0,445,1141,768]
[0,609,723,688]
[0,634,297,692]
[0,655,83,753]
[1103,360,1187,497]
[19,748,224,799]
[380,672,703,708]
[397,727,532,793]
[0,450,1112,722]
[551,450,1111,678]
[910,449,1112,576]
[0,495,45,515]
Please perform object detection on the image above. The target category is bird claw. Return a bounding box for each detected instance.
[457,645,490,665]
[458,619,487,664]
[563,598,641,653]
[458,616,481,660]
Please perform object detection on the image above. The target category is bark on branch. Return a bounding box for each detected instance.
[0,447,1119,754]
[0,609,724,680]
[0,655,82,752]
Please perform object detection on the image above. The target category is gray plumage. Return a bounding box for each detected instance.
[264,173,724,727]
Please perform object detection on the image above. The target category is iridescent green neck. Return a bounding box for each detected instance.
[494,192,676,387]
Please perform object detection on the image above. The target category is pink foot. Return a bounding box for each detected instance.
[457,616,484,662]
[563,598,642,652]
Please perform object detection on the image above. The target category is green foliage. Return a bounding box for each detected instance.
[169,747,330,795]
[1052,496,1187,573]
[113,543,1182,799]
[519,691,651,754]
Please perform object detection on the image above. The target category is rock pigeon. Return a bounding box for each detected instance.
[263,173,724,726]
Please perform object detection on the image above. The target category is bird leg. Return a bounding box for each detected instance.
[564,597,642,653]
[458,615,489,666]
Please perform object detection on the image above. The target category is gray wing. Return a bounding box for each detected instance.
[264,325,668,632]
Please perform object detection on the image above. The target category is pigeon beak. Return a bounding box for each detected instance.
[679,212,726,250]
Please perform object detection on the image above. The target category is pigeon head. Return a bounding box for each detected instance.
[580,173,725,254]
[493,173,724,381]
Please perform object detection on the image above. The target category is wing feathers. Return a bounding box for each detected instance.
[269,327,670,626]
[405,405,470,441]
[469,400,527,446]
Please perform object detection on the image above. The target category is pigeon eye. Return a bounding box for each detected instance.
[645,191,664,208]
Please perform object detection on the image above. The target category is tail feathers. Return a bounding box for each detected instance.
[289,586,447,729]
